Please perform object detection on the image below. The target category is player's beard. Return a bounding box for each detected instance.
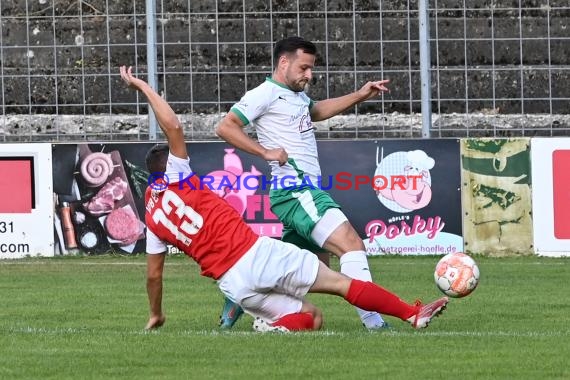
[289,79,308,92]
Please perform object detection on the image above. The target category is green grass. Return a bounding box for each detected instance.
[0,254,568,379]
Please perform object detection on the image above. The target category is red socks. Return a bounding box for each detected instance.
[273,312,315,331]
[345,279,417,320]
[270,281,419,329]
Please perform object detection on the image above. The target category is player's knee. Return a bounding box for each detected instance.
[300,303,323,330]
[323,222,366,256]
[310,261,352,295]
[316,252,330,267]
[342,225,366,250]
[312,308,323,330]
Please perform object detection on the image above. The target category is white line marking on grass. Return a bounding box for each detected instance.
[385,330,570,338]
[5,326,569,338]
[83,262,189,267]
[0,261,189,267]
[74,262,148,266]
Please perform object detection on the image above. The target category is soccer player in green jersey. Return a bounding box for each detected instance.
[216,36,391,330]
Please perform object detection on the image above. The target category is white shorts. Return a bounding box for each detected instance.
[217,236,319,323]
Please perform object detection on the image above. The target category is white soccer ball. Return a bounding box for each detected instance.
[434,252,480,298]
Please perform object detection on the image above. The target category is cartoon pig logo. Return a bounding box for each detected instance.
[206,149,261,216]
[374,148,434,213]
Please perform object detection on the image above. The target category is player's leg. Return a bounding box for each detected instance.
[240,237,447,330]
[271,188,388,329]
[218,296,244,329]
[309,261,449,329]
[281,227,330,267]
[311,207,389,329]
[216,246,321,330]
[216,232,327,330]
[243,293,323,332]
[243,236,322,331]
[316,252,330,267]
[271,187,388,329]
[217,236,322,332]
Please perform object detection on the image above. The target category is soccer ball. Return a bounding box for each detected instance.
[434,252,480,298]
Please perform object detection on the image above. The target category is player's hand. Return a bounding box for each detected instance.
[263,147,288,166]
[357,79,390,101]
[120,65,147,92]
[145,313,166,330]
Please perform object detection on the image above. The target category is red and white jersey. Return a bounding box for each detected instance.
[145,154,258,279]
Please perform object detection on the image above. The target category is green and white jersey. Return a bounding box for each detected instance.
[230,77,320,189]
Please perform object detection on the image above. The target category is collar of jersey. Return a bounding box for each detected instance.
[266,77,293,91]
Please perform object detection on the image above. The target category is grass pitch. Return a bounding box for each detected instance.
[0,254,568,379]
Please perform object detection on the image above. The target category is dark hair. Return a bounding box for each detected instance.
[273,36,317,66]
[145,143,169,174]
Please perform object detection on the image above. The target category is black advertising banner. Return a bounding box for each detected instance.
[51,140,462,255]
[52,143,150,255]
[317,139,463,255]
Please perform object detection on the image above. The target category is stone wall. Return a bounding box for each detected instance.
[2,112,569,142]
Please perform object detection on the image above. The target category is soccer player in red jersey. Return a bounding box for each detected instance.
[119,65,449,332]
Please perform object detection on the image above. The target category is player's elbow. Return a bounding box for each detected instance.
[214,125,223,138]
[163,116,183,132]
[215,120,229,139]
[309,109,324,122]
[216,113,244,141]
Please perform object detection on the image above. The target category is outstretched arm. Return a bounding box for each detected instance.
[145,252,166,329]
[119,65,187,160]
[310,79,390,122]
[216,111,289,166]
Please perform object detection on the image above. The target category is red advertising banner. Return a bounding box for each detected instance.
[531,138,570,256]
[552,150,570,239]
[0,158,33,213]
[1,144,54,259]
